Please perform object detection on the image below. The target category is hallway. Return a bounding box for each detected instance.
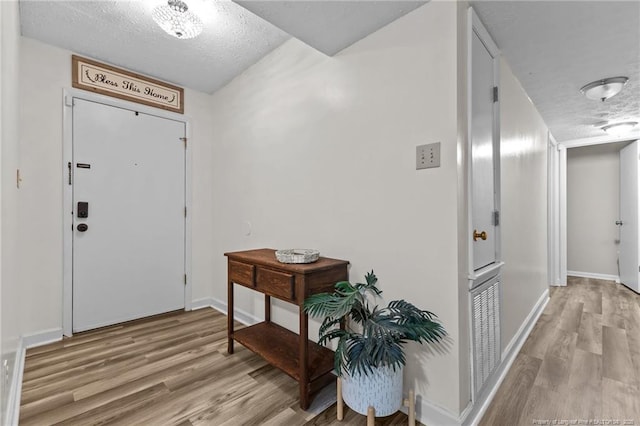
[481,277,640,425]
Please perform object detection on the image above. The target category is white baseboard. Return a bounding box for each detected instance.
[6,341,24,426]
[22,328,63,349]
[191,297,259,326]
[5,328,63,426]
[463,288,550,426]
[412,397,462,425]
[567,270,620,283]
[191,297,215,311]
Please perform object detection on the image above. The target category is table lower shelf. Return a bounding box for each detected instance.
[233,321,335,382]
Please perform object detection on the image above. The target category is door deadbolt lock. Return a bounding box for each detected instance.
[77,223,88,232]
[473,230,487,241]
[77,202,89,218]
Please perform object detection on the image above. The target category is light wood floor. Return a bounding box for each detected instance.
[19,308,409,425]
[480,276,640,426]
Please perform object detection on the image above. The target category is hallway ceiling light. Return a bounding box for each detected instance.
[601,121,638,137]
[580,77,629,101]
[152,0,203,40]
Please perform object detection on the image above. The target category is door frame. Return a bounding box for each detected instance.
[62,88,193,336]
[467,7,502,283]
[549,132,640,287]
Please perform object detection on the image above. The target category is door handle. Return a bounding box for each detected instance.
[77,223,88,232]
[616,220,623,226]
[473,230,487,241]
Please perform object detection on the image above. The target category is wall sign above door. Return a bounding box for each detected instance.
[72,55,184,114]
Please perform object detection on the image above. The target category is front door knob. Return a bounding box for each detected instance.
[77,223,88,232]
[473,230,487,241]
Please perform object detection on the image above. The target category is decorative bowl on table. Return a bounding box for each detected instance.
[275,249,320,264]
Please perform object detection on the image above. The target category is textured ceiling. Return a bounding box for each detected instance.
[19,0,427,94]
[19,1,639,141]
[471,1,640,142]
[19,0,291,94]
[236,0,426,56]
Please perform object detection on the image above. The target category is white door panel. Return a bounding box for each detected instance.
[72,99,185,332]
[619,141,639,293]
[471,30,497,271]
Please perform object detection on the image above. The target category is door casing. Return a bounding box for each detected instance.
[618,141,639,292]
[550,134,640,287]
[62,88,193,337]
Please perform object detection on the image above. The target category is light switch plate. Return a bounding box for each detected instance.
[416,142,441,169]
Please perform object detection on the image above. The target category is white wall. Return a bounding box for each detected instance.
[209,2,463,417]
[567,144,622,277]
[0,0,22,423]
[499,58,549,350]
[17,37,215,335]
[5,3,553,423]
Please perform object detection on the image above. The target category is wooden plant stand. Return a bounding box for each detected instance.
[336,377,416,426]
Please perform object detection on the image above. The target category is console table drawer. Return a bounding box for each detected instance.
[229,260,255,287]
[256,267,295,301]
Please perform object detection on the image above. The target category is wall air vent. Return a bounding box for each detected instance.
[471,275,501,397]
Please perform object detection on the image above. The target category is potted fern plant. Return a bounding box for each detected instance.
[304,271,446,420]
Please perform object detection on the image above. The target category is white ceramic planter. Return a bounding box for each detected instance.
[342,365,403,417]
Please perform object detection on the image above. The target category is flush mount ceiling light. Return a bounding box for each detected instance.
[152,0,203,40]
[601,121,638,137]
[580,77,629,101]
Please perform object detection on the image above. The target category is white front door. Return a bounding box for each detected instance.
[471,27,498,271]
[619,141,639,293]
[72,98,186,332]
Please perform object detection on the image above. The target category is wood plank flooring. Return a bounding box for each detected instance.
[19,308,410,425]
[480,276,640,426]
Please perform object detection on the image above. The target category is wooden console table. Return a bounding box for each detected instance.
[225,248,349,409]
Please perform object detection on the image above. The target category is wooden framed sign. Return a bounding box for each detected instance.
[72,55,184,114]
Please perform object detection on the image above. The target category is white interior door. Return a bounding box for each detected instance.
[471,28,498,271]
[72,98,186,332]
[619,141,639,293]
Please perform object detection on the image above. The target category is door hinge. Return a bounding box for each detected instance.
[16,169,22,189]
[493,86,499,103]
[180,137,187,148]
[68,162,72,185]
[493,210,500,226]
[184,207,187,217]
[184,274,187,285]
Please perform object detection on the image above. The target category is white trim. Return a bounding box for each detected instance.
[184,121,193,311]
[193,297,260,326]
[22,328,63,348]
[559,146,568,286]
[211,297,259,326]
[6,342,24,426]
[463,288,550,426]
[501,289,549,358]
[191,297,215,311]
[62,88,193,336]
[6,329,64,426]
[548,132,562,286]
[549,136,639,290]
[413,397,462,426]
[567,271,620,283]
[468,261,504,283]
[560,134,640,149]
[63,90,73,336]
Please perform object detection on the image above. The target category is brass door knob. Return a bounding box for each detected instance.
[473,230,487,241]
